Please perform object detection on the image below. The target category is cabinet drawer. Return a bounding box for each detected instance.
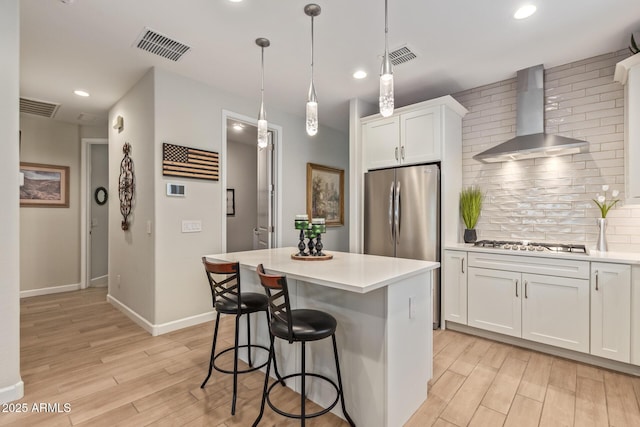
[468,252,589,279]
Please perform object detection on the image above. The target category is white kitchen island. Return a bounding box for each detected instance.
[204,247,438,427]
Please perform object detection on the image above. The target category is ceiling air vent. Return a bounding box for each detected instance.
[389,46,417,66]
[134,27,191,62]
[20,97,60,118]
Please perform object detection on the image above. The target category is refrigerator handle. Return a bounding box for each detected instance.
[395,181,401,245]
[388,182,395,243]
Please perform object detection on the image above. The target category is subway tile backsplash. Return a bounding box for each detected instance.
[453,49,640,251]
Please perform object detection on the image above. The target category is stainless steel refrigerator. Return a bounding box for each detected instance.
[364,163,440,328]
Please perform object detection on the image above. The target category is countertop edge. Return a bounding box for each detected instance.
[444,243,640,264]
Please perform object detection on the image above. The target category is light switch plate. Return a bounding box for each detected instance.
[182,220,202,233]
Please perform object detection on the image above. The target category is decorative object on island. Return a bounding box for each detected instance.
[255,37,270,149]
[292,215,332,260]
[379,0,394,117]
[19,162,70,208]
[459,186,484,243]
[294,214,309,256]
[593,184,620,252]
[307,162,344,226]
[118,142,135,230]
[304,4,321,136]
[162,143,219,181]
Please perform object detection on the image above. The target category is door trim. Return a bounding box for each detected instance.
[221,110,282,252]
[80,138,108,290]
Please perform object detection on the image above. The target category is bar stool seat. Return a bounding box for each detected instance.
[200,258,282,416]
[253,264,355,427]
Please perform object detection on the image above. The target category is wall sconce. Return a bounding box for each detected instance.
[113,115,124,133]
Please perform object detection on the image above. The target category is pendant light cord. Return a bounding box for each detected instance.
[260,46,265,104]
[384,0,389,53]
[311,15,315,83]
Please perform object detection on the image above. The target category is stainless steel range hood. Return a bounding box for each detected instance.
[473,64,588,163]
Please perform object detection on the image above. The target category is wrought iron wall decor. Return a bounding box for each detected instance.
[118,142,135,230]
[162,143,219,181]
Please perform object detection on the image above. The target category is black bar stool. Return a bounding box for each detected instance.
[253,264,355,426]
[200,258,282,415]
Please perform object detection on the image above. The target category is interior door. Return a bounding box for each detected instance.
[255,131,274,250]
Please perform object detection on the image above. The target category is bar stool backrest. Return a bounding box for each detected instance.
[202,257,242,314]
[256,264,294,343]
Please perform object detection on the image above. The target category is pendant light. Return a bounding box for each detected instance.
[304,4,321,136]
[379,0,394,117]
[256,38,270,149]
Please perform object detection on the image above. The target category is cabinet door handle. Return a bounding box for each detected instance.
[595,270,599,291]
[515,279,519,297]
[461,258,465,274]
[524,280,528,298]
[395,147,399,161]
[401,145,405,159]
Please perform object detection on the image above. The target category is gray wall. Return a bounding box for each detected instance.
[0,0,22,404]
[109,66,350,328]
[227,140,257,252]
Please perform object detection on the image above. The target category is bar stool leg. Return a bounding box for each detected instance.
[201,312,221,388]
[231,314,241,415]
[252,338,274,427]
[332,334,355,427]
[301,341,306,427]
[247,312,253,367]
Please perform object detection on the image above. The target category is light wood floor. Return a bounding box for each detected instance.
[2,288,640,426]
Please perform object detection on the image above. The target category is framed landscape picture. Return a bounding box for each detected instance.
[306,163,344,226]
[20,162,70,207]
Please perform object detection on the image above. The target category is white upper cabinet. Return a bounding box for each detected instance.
[361,96,466,171]
[614,54,640,204]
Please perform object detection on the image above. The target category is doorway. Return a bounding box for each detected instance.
[81,138,109,289]
[222,111,281,253]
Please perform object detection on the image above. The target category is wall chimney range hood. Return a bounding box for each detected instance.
[473,64,588,163]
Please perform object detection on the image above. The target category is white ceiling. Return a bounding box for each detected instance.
[19,0,640,133]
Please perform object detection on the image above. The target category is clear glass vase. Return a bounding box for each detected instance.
[596,218,608,252]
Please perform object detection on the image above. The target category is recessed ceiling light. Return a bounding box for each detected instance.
[74,90,90,97]
[232,123,244,131]
[228,0,243,2]
[353,70,367,79]
[514,4,537,20]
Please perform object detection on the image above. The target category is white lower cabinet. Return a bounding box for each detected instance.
[443,250,467,324]
[521,273,589,353]
[468,267,521,337]
[590,262,631,363]
[466,252,590,353]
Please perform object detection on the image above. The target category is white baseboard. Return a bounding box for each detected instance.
[107,294,215,336]
[154,311,216,335]
[20,283,81,299]
[0,380,24,404]
[107,294,155,335]
[90,275,108,287]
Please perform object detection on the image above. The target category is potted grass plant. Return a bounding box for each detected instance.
[460,186,484,243]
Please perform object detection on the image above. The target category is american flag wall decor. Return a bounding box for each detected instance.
[162,143,219,181]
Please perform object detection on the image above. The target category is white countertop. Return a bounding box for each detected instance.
[204,247,439,294]
[445,243,640,264]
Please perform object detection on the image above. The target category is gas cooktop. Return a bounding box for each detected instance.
[473,240,587,254]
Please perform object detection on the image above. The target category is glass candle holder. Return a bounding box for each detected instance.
[295,214,309,256]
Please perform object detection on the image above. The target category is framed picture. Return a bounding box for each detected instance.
[307,163,344,226]
[20,162,70,208]
[227,188,235,216]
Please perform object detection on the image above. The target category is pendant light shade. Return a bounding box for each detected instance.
[379,0,394,117]
[256,38,270,149]
[305,4,321,136]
